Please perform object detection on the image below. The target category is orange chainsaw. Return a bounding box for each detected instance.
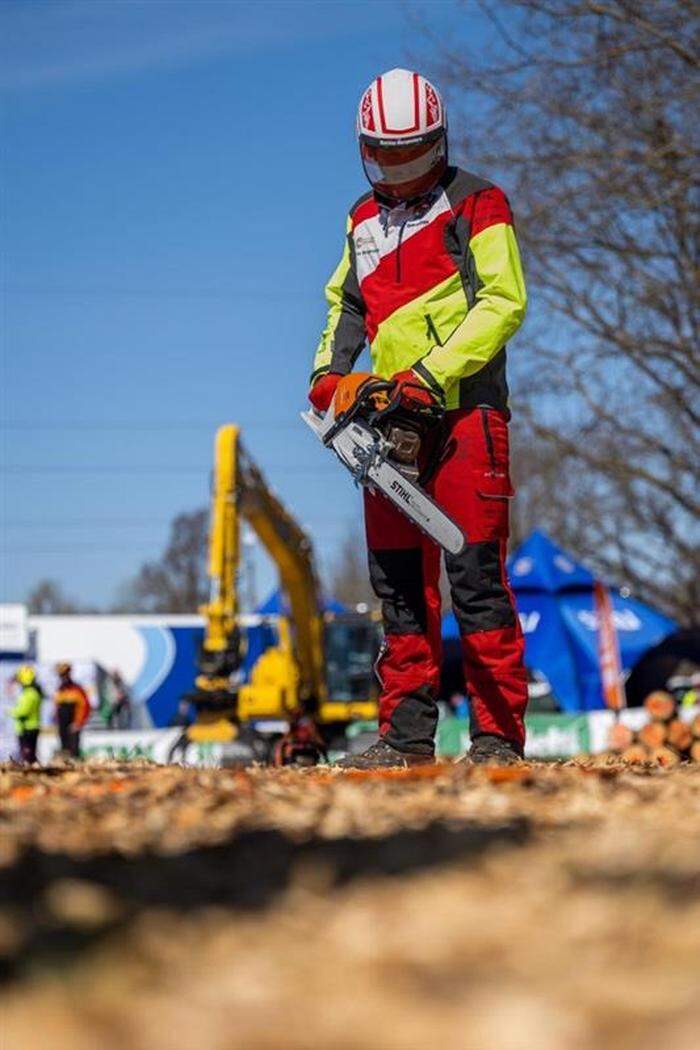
[302,373,465,555]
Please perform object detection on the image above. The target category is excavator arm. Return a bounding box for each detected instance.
[236,440,326,707]
[188,424,328,747]
[195,425,241,685]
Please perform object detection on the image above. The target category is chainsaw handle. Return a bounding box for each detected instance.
[321,377,398,445]
[359,378,403,419]
[363,380,404,427]
[364,377,444,428]
[321,375,442,446]
[359,379,397,395]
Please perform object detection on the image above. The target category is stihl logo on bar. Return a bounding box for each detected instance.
[390,478,412,504]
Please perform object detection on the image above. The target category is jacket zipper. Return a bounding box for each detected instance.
[395,218,408,283]
[480,407,497,474]
[425,313,442,346]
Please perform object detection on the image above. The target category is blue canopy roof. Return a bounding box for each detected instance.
[508,530,595,593]
[443,530,677,711]
[257,589,346,616]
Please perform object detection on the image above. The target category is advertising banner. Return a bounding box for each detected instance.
[36,728,224,768]
[0,604,29,656]
[436,714,591,759]
[8,708,698,767]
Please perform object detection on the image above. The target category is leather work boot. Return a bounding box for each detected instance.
[336,739,434,770]
[464,734,523,766]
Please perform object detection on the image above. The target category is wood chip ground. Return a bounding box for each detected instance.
[1,760,700,1049]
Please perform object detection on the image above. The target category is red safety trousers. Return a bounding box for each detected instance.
[364,407,528,756]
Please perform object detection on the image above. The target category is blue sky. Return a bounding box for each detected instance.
[1,0,497,608]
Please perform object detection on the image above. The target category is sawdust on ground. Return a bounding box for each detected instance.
[1,760,700,1050]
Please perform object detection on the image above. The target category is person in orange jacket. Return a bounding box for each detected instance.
[54,663,90,758]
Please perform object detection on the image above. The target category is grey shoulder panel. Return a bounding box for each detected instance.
[443,167,494,210]
[348,189,374,219]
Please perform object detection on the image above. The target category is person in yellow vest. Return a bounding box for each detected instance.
[54,663,90,758]
[11,665,43,764]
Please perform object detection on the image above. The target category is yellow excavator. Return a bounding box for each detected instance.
[184,424,380,763]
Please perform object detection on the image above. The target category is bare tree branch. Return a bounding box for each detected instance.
[427,0,699,623]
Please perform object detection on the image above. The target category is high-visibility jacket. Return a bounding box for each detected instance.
[11,685,42,734]
[312,167,527,412]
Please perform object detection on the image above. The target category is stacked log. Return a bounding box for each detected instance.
[638,720,668,750]
[607,691,700,766]
[667,719,693,752]
[644,690,676,722]
[608,722,634,752]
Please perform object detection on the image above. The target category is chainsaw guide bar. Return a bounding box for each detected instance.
[302,407,466,556]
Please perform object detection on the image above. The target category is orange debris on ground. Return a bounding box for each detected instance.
[1,759,700,1049]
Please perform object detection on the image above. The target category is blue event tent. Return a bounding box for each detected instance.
[256,589,346,616]
[443,530,677,712]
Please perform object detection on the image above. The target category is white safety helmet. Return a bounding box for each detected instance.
[357,68,448,201]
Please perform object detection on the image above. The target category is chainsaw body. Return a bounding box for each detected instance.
[302,377,466,556]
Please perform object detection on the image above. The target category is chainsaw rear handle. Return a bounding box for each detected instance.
[366,376,444,428]
[321,377,396,445]
[323,375,442,446]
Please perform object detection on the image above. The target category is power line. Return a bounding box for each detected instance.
[3,528,354,553]
[3,285,316,301]
[2,545,166,554]
[2,465,335,475]
[1,421,303,431]
[1,466,210,475]
[3,519,170,528]
[3,514,354,527]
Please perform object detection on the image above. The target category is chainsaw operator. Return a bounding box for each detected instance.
[309,69,528,768]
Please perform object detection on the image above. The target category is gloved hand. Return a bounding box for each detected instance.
[391,369,441,410]
[308,372,342,413]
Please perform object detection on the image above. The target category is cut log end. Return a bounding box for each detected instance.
[608,722,634,752]
[621,744,650,765]
[643,691,677,722]
[667,719,693,753]
[638,721,669,750]
[650,745,681,768]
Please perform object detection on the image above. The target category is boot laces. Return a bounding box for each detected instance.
[362,740,393,759]
[473,735,520,758]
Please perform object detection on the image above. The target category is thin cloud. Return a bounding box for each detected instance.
[0,0,380,90]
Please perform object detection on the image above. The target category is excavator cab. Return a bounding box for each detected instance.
[320,612,380,711]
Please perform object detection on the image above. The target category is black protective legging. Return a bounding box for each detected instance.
[57,703,80,758]
[18,729,39,764]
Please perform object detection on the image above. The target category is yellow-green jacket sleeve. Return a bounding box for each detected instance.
[418,221,527,391]
[311,216,366,384]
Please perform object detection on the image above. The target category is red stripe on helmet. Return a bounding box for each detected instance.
[425,81,440,126]
[376,73,421,136]
[376,76,388,133]
[360,88,375,133]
